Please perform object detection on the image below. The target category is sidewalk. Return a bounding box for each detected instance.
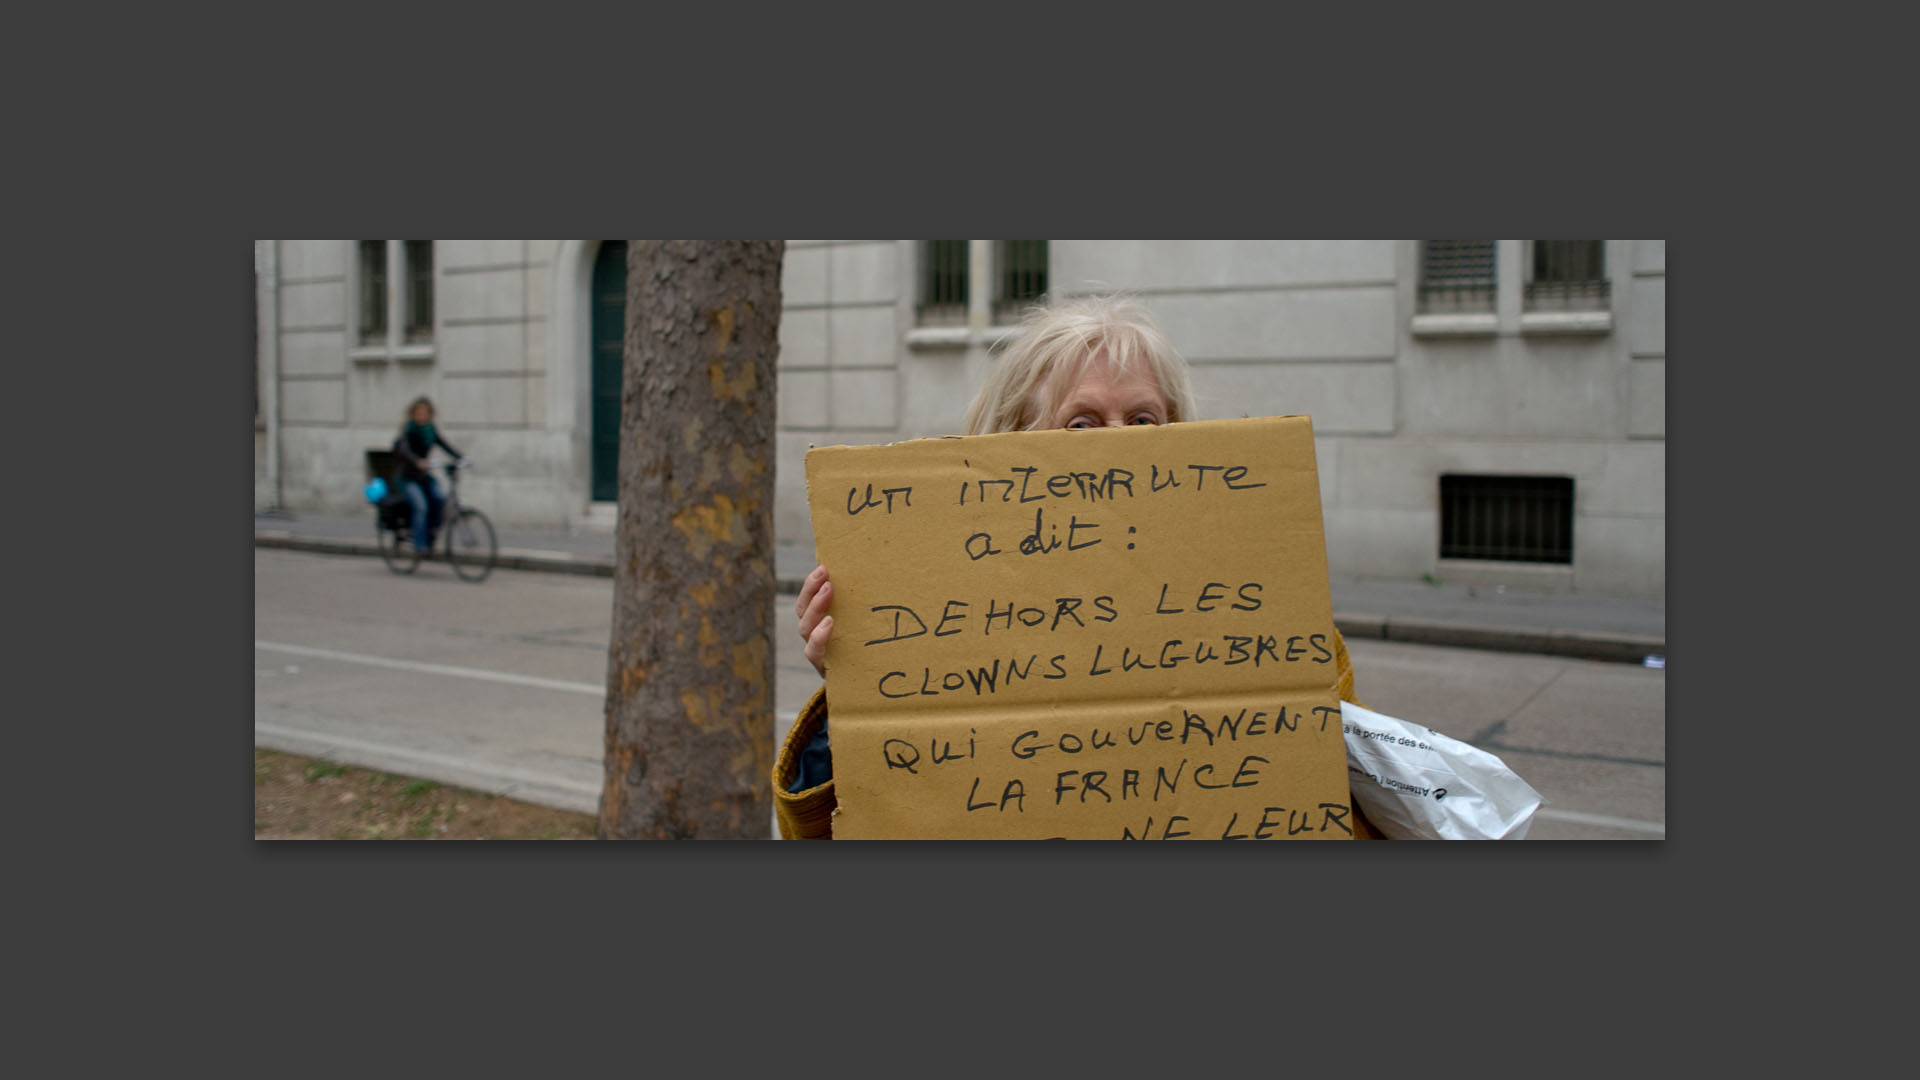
[256,509,1665,664]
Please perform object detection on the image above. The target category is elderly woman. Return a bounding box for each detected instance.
[774,295,1382,839]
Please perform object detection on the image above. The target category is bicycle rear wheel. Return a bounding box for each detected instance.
[377,519,421,574]
[446,508,497,582]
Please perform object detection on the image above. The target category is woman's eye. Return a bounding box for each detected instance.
[1130,415,1158,426]
[1066,418,1095,429]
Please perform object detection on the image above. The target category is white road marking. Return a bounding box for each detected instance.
[1534,807,1665,835]
[254,640,803,730]
[255,640,603,696]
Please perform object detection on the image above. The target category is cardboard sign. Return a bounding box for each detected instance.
[804,416,1351,840]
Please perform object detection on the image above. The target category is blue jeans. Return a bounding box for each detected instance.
[401,477,445,551]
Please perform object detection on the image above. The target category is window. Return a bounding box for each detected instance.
[358,240,388,345]
[353,240,434,360]
[1440,475,1574,564]
[405,239,434,341]
[1524,240,1608,311]
[915,239,1048,328]
[993,239,1048,322]
[1418,240,1496,313]
[918,239,969,326]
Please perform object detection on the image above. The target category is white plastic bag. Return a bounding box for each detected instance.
[1342,700,1544,840]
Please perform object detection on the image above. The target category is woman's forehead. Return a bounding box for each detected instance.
[1049,352,1167,414]
[1070,350,1160,394]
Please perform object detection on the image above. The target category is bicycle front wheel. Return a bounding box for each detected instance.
[446,508,497,582]
[377,518,420,575]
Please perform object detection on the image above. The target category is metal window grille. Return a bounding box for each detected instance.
[993,239,1048,322]
[918,240,969,326]
[1525,240,1609,311]
[1419,240,1496,313]
[358,240,387,342]
[1439,474,1574,564]
[405,240,434,341]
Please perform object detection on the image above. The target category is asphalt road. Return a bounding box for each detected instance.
[254,548,1665,840]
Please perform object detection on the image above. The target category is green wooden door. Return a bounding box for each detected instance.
[591,241,627,503]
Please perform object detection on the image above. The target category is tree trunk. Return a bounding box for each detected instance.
[600,240,783,839]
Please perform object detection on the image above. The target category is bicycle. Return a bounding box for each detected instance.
[375,460,498,582]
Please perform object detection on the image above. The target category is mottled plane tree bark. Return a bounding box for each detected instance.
[600,240,783,839]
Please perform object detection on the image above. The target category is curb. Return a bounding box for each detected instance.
[255,720,604,817]
[255,531,616,578]
[1333,614,1662,665]
[257,534,1663,664]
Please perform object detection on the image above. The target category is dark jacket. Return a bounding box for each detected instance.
[394,421,461,484]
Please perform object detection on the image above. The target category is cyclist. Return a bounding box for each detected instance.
[393,396,468,556]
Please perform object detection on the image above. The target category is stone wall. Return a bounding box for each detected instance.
[259,239,1664,598]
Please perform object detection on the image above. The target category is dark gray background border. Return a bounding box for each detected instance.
[27,15,1834,1057]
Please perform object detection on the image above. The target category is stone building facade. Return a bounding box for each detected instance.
[254,240,1664,598]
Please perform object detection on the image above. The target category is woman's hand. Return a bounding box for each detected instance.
[796,564,834,679]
